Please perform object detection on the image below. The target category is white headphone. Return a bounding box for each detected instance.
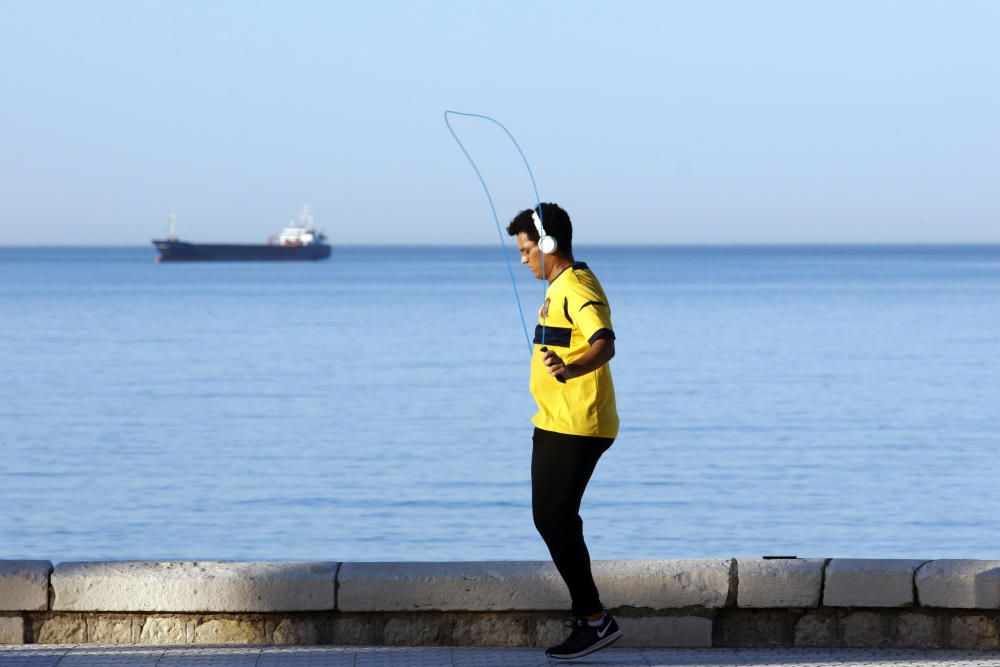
[531,211,558,255]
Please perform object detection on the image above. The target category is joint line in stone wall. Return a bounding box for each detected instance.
[819,558,831,607]
[912,560,931,608]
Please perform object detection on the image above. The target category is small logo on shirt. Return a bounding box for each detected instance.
[540,297,550,318]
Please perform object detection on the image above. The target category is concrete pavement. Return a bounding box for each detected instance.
[2,646,1000,666]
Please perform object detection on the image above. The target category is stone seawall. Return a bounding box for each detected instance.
[2,559,1000,649]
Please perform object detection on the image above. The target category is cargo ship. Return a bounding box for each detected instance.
[153,206,331,262]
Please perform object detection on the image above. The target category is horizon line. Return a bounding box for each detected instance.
[3,241,1000,249]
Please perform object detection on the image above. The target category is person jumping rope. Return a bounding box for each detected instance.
[506,202,622,661]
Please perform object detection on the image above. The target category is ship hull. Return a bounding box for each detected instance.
[153,240,331,262]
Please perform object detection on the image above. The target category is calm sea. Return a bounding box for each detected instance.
[1,245,999,563]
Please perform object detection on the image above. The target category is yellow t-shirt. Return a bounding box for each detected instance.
[529,262,619,438]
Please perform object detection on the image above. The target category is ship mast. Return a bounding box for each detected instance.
[167,214,177,241]
[299,204,313,229]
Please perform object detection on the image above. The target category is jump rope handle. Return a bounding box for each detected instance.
[539,347,568,384]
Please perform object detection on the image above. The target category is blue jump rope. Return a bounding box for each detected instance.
[443,111,565,382]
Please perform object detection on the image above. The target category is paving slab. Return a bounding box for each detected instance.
[57,647,165,666]
[0,645,69,667]
[3,646,1000,667]
[642,649,745,666]
[354,648,454,667]
[451,648,552,667]
[257,646,356,666]
[156,646,262,666]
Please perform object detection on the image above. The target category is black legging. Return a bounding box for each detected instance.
[531,427,614,617]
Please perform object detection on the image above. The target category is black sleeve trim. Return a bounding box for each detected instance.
[579,300,606,312]
[588,328,615,345]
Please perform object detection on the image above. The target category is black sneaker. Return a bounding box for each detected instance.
[545,614,623,661]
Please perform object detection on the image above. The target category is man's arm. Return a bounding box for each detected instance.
[541,337,615,381]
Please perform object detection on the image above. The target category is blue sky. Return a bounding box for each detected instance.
[1,1,998,245]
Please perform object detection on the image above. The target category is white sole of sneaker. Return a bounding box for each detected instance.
[546,629,624,661]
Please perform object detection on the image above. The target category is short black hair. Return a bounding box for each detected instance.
[505,202,572,254]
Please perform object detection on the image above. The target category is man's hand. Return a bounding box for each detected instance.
[540,338,615,382]
[542,348,575,380]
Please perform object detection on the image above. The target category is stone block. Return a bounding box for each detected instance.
[451,613,527,647]
[714,610,792,647]
[736,558,825,608]
[916,560,1000,609]
[382,616,446,646]
[896,612,940,649]
[88,616,136,643]
[824,559,926,607]
[616,616,712,648]
[52,560,339,612]
[35,615,86,643]
[332,615,378,644]
[597,560,732,609]
[139,616,189,644]
[949,615,1000,650]
[794,612,837,647]
[338,560,731,612]
[0,561,52,611]
[842,611,891,648]
[533,617,569,647]
[272,618,321,645]
[0,616,24,644]
[194,618,265,644]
